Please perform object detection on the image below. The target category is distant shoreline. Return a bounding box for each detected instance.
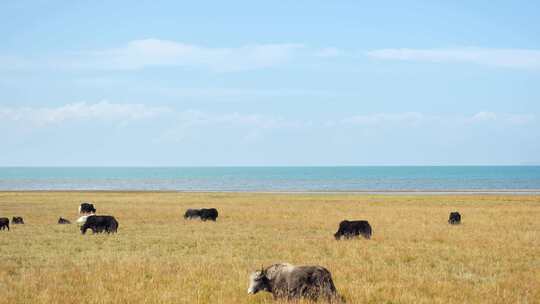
[2,166,539,192]
[1,189,540,195]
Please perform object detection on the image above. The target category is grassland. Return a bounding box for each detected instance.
[0,192,539,304]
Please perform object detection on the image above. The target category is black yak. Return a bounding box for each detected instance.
[58,217,71,224]
[248,263,344,302]
[81,215,118,234]
[448,212,461,225]
[200,208,218,221]
[79,202,96,215]
[0,217,9,231]
[334,220,372,240]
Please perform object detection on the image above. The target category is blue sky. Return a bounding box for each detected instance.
[1,0,539,166]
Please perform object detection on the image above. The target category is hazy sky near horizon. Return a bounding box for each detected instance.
[1,1,539,166]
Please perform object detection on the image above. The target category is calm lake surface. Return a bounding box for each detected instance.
[1,166,540,191]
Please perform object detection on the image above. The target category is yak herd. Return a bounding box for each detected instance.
[0,202,119,234]
[0,200,461,303]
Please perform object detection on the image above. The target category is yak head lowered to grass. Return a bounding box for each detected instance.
[247,263,345,303]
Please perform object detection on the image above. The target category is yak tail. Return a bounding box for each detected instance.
[111,220,119,233]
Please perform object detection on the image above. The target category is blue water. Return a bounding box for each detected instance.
[0,166,539,191]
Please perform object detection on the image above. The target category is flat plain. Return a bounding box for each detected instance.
[0,192,539,304]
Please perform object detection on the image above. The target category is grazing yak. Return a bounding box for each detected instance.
[12,216,24,224]
[200,208,218,221]
[248,263,344,303]
[184,208,219,221]
[448,212,461,225]
[81,215,118,234]
[334,220,372,240]
[79,202,96,215]
[58,217,71,224]
[183,209,201,220]
[0,217,9,231]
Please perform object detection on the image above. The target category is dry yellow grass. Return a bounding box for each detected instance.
[0,192,539,304]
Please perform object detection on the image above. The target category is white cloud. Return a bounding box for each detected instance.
[469,111,536,125]
[84,39,306,71]
[367,48,540,69]
[0,101,169,126]
[0,39,349,72]
[2,39,305,72]
[1,102,535,133]
[172,110,308,131]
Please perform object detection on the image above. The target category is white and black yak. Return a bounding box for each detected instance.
[12,216,24,224]
[0,217,9,231]
[448,212,461,225]
[80,215,118,234]
[248,263,344,303]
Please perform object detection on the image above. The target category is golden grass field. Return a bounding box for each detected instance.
[0,192,539,304]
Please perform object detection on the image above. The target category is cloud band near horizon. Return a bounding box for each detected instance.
[0,102,535,128]
[367,47,540,69]
[3,40,540,71]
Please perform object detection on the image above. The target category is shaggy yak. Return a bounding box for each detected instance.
[334,220,372,240]
[58,217,71,224]
[248,263,344,303]
[448,212,461,225]
[80,215,118,234]
[0,217,9,231]
[12,216,24,224]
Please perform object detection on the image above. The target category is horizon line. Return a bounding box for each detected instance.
[1,164,539,168]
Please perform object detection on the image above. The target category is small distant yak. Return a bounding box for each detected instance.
[248,263,344,303]
[334,220,372,240]
[81,215,118,234]
[183,209,200,219]
[58,217,71,224]
[448,212,461,225]
[183,208,219,221]
[79,202,96,215]
[0,217,9,231]
[12,216,24,224]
